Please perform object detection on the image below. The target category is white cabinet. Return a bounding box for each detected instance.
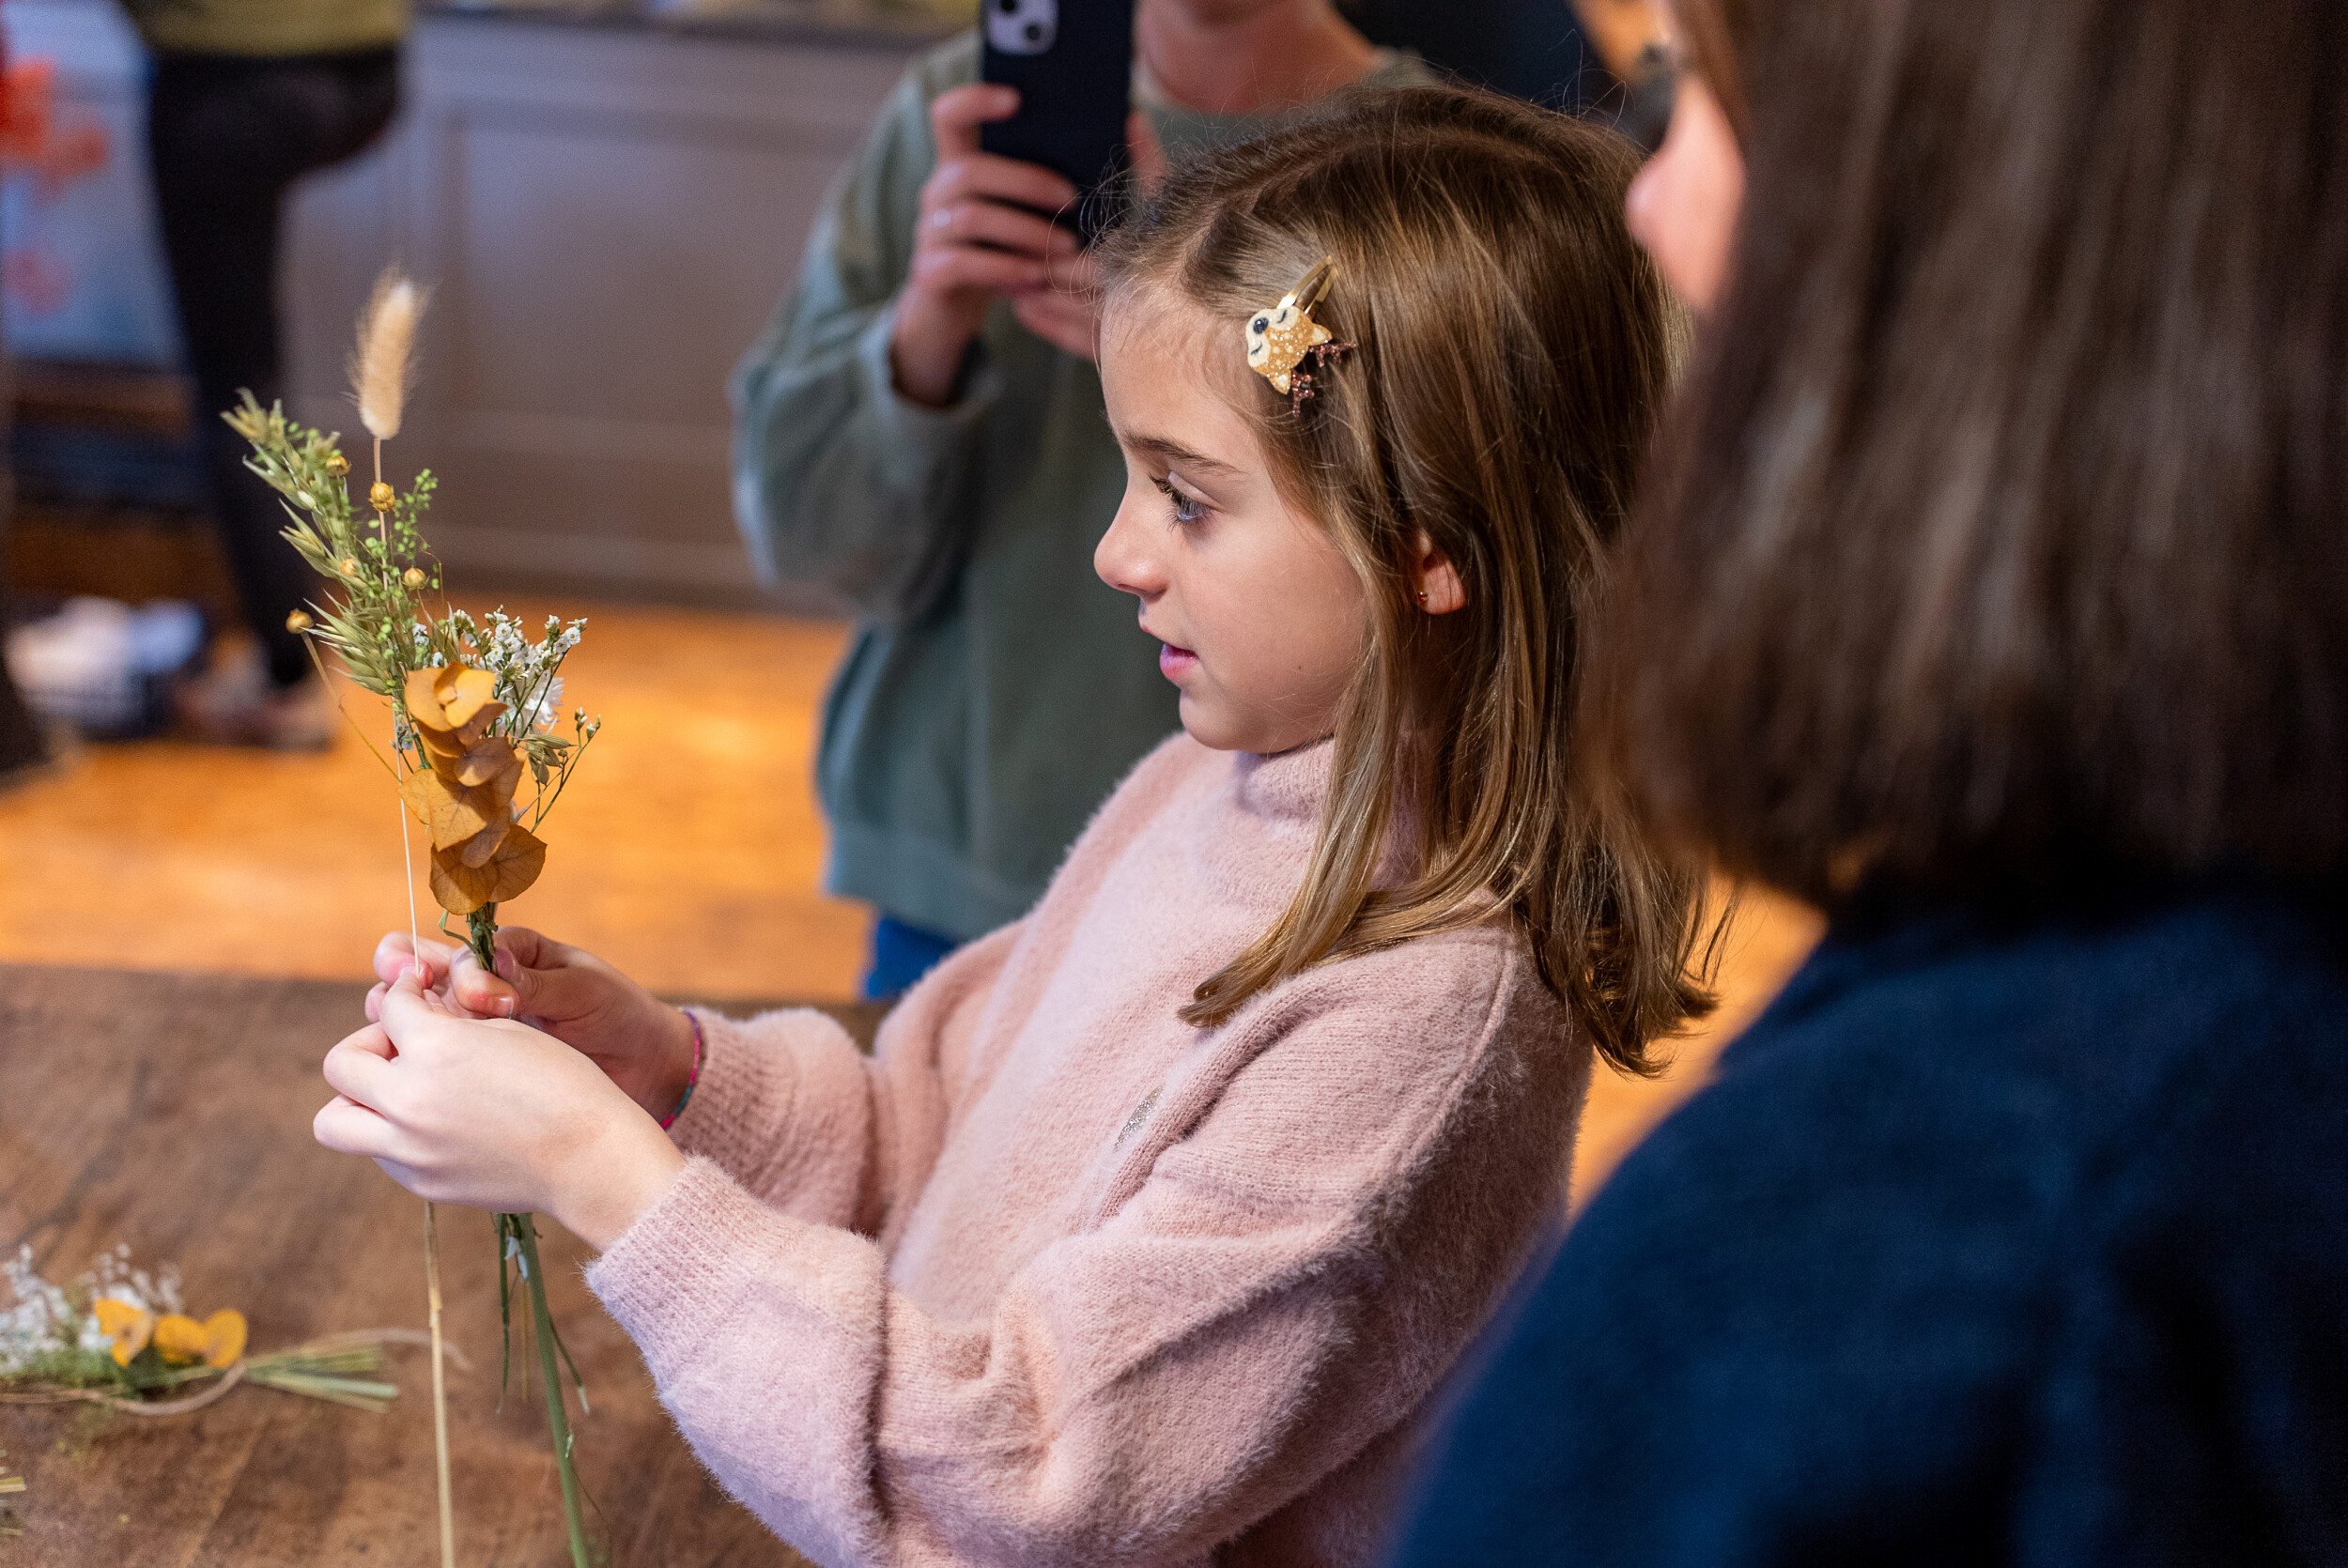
[2,0,928,608]
[284,14,926,608]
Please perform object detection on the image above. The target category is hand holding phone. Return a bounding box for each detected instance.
[892,85,1165,404]
[892,83,1089,406]
[980,0,1134,242]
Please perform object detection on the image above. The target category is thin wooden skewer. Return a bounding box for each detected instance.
[380,428,456,1568]
[426,1203,456,1568]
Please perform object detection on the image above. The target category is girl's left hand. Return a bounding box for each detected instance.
[314,967,686,1250]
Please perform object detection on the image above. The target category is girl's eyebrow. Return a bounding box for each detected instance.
[1127,434,1243,478]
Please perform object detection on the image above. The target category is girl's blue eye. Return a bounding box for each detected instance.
[1152,477,1205,525]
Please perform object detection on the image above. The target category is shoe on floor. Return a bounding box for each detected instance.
[176,649,336,752]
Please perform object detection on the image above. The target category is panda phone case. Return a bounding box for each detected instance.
[979,0,1134,243]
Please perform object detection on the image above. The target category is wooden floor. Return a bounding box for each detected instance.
[0,598,1821,1202]
[0,599,870,1001]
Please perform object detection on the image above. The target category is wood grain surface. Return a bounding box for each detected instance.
[0,964,882,1568]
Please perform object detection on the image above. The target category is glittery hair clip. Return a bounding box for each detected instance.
[1244,255,1353,408]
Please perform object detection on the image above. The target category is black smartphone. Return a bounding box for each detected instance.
[979,0,1134,243]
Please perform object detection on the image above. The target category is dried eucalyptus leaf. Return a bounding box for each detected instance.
[428,823,545,914]
[435,669,499,729]
[402,770,492,852]
[404,669,451,732]
[458,809,512,869]
[484,823,546,901]
[454,736,517,789]
[401,754,521,852]
[427,849,487,915]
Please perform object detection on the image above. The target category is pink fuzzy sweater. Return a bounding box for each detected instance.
[587,734,1592,1568]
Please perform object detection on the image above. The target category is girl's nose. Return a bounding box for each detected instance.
[1094,493,1166,602]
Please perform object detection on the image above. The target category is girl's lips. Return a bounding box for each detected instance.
[1158,643,1197,681]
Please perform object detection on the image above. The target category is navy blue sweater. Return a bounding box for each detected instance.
[1391,887,2348,1566]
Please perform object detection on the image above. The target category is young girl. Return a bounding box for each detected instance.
[318,86,1707,1567]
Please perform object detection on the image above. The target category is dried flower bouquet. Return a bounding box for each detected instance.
[223,272,604,1568]
[1,1244,412,1418]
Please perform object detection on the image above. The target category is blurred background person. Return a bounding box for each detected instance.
[729,0,1439,999]
[127,0,405,749]
[1394,0,2348,1560]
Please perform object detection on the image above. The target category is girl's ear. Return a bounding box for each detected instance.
[1413,532,1467,615]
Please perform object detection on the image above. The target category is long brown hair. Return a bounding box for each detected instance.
[1102,86,1715,1072]
[1606,0,2348,907]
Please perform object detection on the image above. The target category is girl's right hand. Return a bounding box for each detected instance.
[371,930,698,1123]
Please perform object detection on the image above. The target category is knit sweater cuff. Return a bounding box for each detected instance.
[669,1007,874,1228]
[859,303,1002,485]
[585,1157,888,1567]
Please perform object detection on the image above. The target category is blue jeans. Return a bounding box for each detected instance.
[862,915,958,1000]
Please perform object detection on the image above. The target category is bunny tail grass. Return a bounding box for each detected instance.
[352,269,426,441]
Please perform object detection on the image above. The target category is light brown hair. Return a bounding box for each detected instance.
[1101,86,1714,1072]
[1605,0,2348,907]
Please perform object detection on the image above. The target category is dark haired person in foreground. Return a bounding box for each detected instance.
[1395,0,2348,1561]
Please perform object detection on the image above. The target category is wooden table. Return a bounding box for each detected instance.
[0,964,884,1567]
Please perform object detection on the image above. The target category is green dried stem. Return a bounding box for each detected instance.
[498,1213,600,1568]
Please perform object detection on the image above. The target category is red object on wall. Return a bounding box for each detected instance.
[0,54,110,184]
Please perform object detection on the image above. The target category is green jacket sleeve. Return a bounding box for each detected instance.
[729,39,1003,627]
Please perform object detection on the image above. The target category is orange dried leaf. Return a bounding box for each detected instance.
[402,770,488,851]
[408,667,507,752]
[453,736,517,789]
[464,702,507,745]
[435,704,507,754]
[403,669,449,731]
[429,824,544,913]
[202,1309,247,1368]
[401,752,522,851]
[485,823,548,900]
[457,809,513,869]
[434,668,499,729]
[417,726,466,770]
[415,706,506,759]
[427,851,486,915]
[152,1313,208,1365]
[486,822,547,900]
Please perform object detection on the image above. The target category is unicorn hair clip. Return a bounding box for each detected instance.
[1244,255,1353,407]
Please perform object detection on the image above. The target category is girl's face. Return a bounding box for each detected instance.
[1624,72,1745,313]
[1095,300,1367,755]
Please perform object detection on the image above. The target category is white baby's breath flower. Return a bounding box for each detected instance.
[0,1245,78,1374]
[524,677,564,731]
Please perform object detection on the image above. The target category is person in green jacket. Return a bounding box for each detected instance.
[733,0,1432,997]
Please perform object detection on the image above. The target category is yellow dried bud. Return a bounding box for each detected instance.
[402,566,427,591]
[338,557,362,576]
[286,609,314,634]
[153,1314,209,1366]
[202,1308,247,1369]
[370,482,395,512]
[94,1299,152,1367]
[325,452,349,475]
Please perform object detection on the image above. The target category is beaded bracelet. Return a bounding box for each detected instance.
[659,1009,704,1130]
